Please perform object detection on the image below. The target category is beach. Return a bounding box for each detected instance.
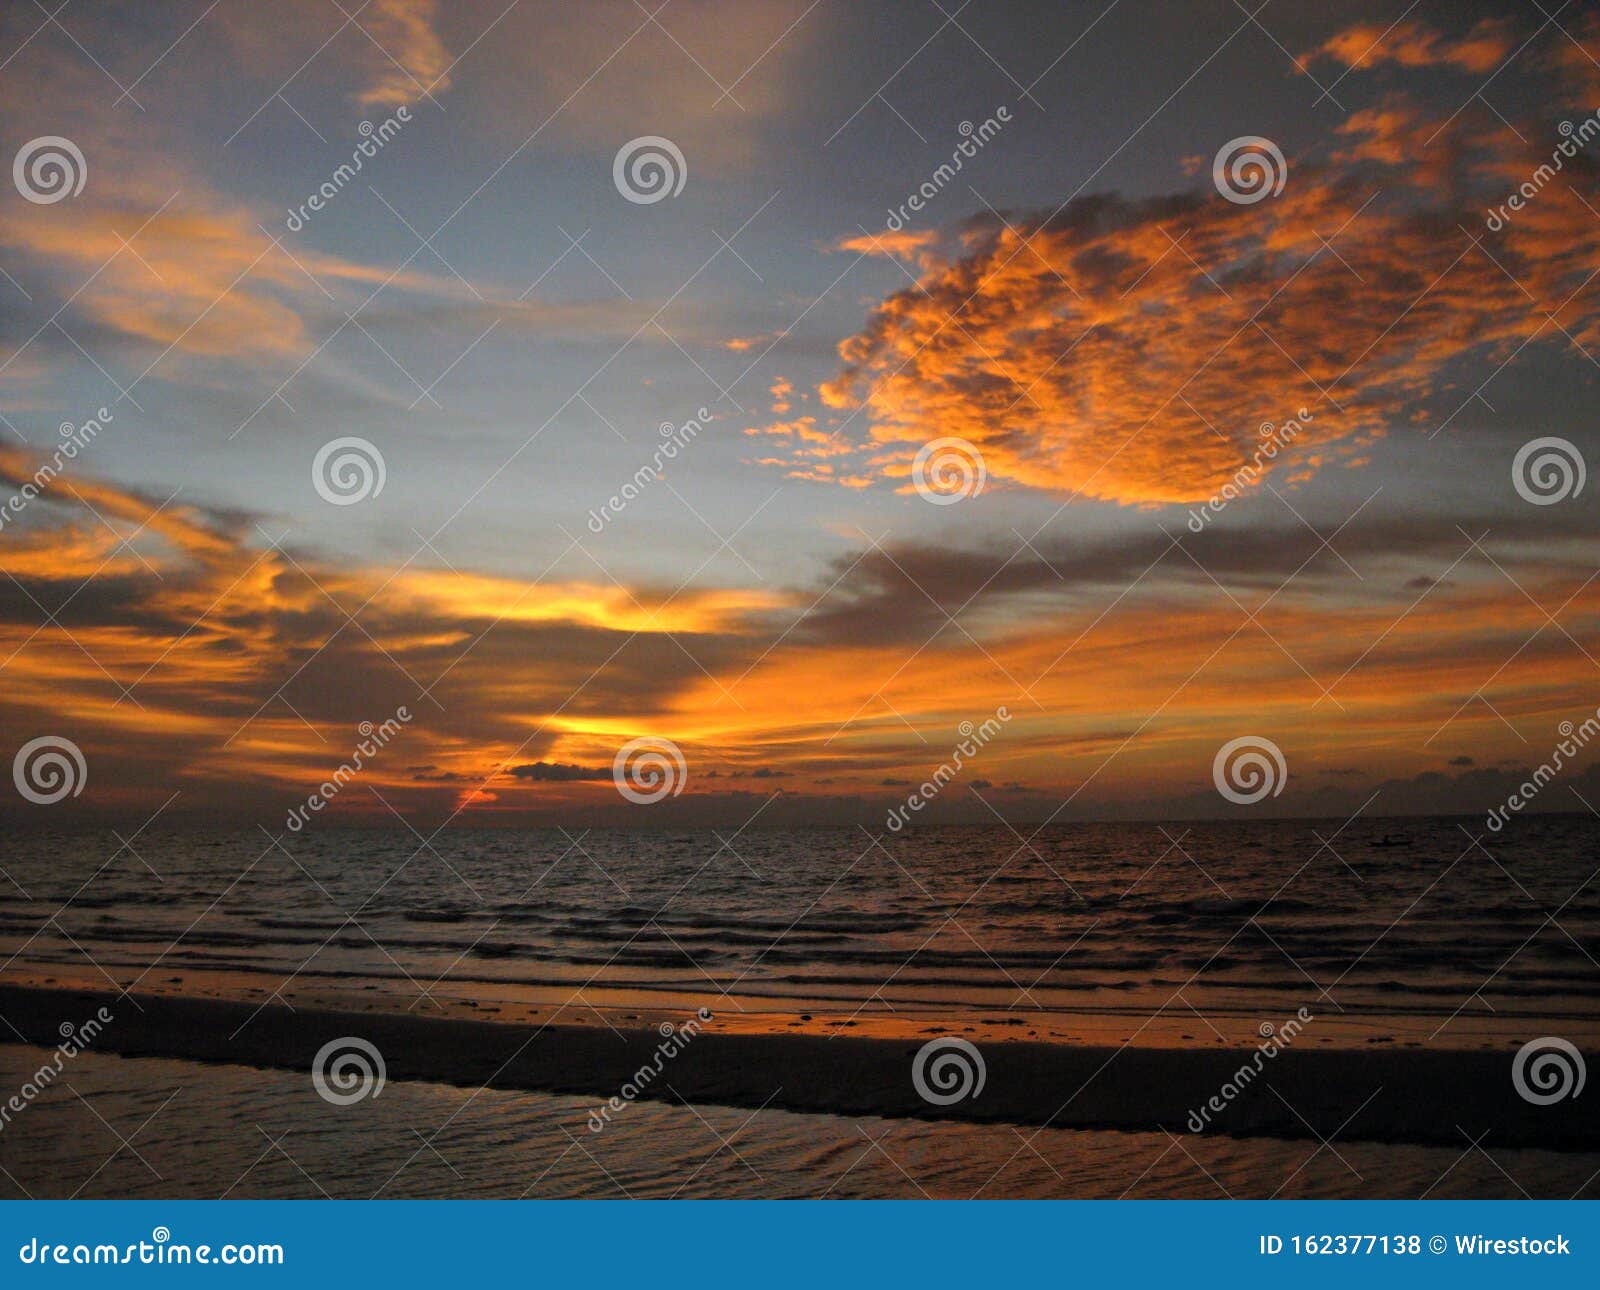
[2,982,1595,1153]
[5,1042,1595,1200]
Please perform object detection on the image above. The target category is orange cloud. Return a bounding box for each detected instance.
[0,451,785,820]
[7,198,379,366]
[0,178,693,408]
[396,569,784,635]
[206,0,452,110]
[834,228,941,265]
[783,72,1600,505]
[1305,18,1514,75]
[1549,16,1600,95]
[358,0,454,106]
[0,15,671,402]
[3,447,1597,823]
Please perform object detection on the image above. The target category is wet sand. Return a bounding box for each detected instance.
[2,983,1594,1150]
[13,961,1589,1051]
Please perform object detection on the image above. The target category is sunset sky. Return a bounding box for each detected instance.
[2,0,1598,828]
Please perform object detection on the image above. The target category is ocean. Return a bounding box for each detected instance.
[1,815,1595,1041]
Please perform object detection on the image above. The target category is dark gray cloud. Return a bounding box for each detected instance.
[507,762,609,782]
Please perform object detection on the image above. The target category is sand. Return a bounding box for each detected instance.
[3,983,1594,1151]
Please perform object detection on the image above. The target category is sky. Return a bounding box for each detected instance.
[1,0,1598,829]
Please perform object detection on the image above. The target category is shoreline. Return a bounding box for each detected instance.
[9,964,1591,1053]
[2,983,1594,1151]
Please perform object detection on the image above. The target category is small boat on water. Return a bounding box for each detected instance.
[1369,833,1413,849]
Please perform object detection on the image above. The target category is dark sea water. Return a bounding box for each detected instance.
[1,816,1596,1037]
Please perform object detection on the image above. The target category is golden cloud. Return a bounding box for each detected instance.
[777,43,1600,506]
[3,445,1596,822]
